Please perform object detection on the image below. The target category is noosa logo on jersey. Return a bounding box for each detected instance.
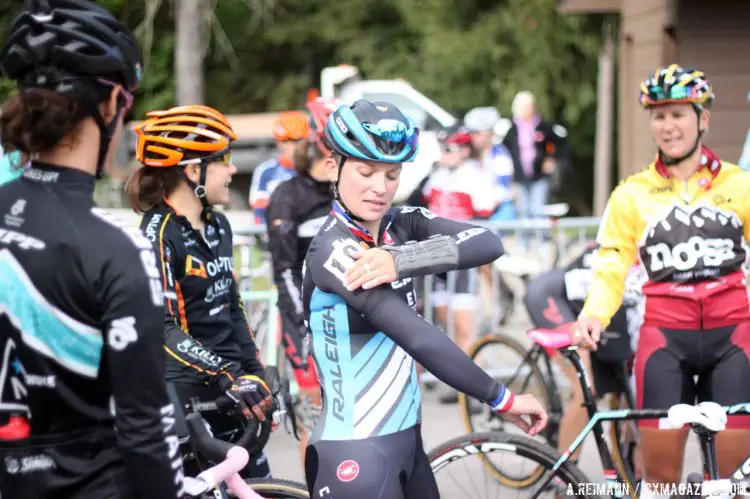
[641,205,746,282]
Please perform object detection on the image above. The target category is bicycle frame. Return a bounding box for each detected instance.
[534,346,750,497]
[527,344,565,433]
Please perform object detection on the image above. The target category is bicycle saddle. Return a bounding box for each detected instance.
[527,328,574,356]
[666,402,727,432]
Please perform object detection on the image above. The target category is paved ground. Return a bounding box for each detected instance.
[264,308,705,497]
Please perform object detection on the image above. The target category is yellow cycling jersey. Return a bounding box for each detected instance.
[581,148,750,327]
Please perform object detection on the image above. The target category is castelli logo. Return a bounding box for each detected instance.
[336,459,359,482]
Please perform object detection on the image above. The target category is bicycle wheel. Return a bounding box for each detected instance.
[458,334,557,488]
[245,478,309,498]
[459,334,555,436]
[428,431,603,499]
[609,392,640,497]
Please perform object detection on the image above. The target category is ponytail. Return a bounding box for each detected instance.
[124,167,183,213]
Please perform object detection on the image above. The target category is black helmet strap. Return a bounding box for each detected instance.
[80,88,124,180]
[180,161,212,220]
[331,155,367,223]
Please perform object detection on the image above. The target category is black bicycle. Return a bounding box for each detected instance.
[434,342,749,499]
[180,365,309,498]
[458,328,637,489]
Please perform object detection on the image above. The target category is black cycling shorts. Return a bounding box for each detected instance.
[432,269,479,309]
[305,425,438,499]
[524,269,632,396]
[635,323,750,429]
[168,382,271,479]
[0,426,134,499]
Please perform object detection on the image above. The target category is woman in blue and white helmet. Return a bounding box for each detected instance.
[301,99,547,498]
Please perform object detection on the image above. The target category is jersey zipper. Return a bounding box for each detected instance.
[679,179,693,204]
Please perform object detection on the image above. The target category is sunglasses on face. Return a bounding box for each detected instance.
[179,149,233,167]
[362,119,419,155]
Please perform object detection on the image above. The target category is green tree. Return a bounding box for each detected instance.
[0,0,607,211]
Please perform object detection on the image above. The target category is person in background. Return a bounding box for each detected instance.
[414,125,498,403]
[463,106,515,221]
[264,97,338,467]
[503,91,571,220]
[463,107,517,322]
[249,110,310,224]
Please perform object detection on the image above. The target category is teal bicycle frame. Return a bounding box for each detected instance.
[534,346,750,499]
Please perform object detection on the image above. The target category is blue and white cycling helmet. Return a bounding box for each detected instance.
[323,99,419,164]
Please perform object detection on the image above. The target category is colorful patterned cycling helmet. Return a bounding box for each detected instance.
[323,99,419,164]
[133,104,237,168]
[306,97,341,156]
[272,110,310,141]
[639,64,714,110]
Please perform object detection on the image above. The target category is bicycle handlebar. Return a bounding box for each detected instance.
[210,365,299,456]
[183,413,261,498]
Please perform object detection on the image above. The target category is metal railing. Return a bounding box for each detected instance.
[232,218,602,379]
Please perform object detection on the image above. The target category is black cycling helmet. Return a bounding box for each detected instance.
[0,0,143,177]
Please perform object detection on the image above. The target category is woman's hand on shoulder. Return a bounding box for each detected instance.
[345,248,398,291]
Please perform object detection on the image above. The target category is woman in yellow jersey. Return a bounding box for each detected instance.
[574,65,750,496]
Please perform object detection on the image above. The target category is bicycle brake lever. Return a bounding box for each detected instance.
[282,393,301,441]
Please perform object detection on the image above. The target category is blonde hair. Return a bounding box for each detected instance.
[511,90,536,118]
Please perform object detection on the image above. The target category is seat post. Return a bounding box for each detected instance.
[694,424,721,480]
[561,347,598,417]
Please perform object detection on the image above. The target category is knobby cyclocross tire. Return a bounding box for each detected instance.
[428,431,603,499]
[608,393,640,497]
[458,333,555,488]
[245,478,309,498]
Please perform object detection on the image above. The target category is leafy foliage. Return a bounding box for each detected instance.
[0,0,610,210]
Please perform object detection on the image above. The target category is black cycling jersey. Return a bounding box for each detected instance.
[265,173,332,363]
[0,163,182,498]
[140,202,263,390]
[302,203,508,443]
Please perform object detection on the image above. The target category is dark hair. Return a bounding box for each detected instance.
[0,68,110,156]
[125,167,184,214]
[293,139,327,175]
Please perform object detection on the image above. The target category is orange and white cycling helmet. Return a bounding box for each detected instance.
[272,110,310,141]
[133,104,237,207]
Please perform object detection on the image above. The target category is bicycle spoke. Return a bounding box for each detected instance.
[461,454,483,499]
